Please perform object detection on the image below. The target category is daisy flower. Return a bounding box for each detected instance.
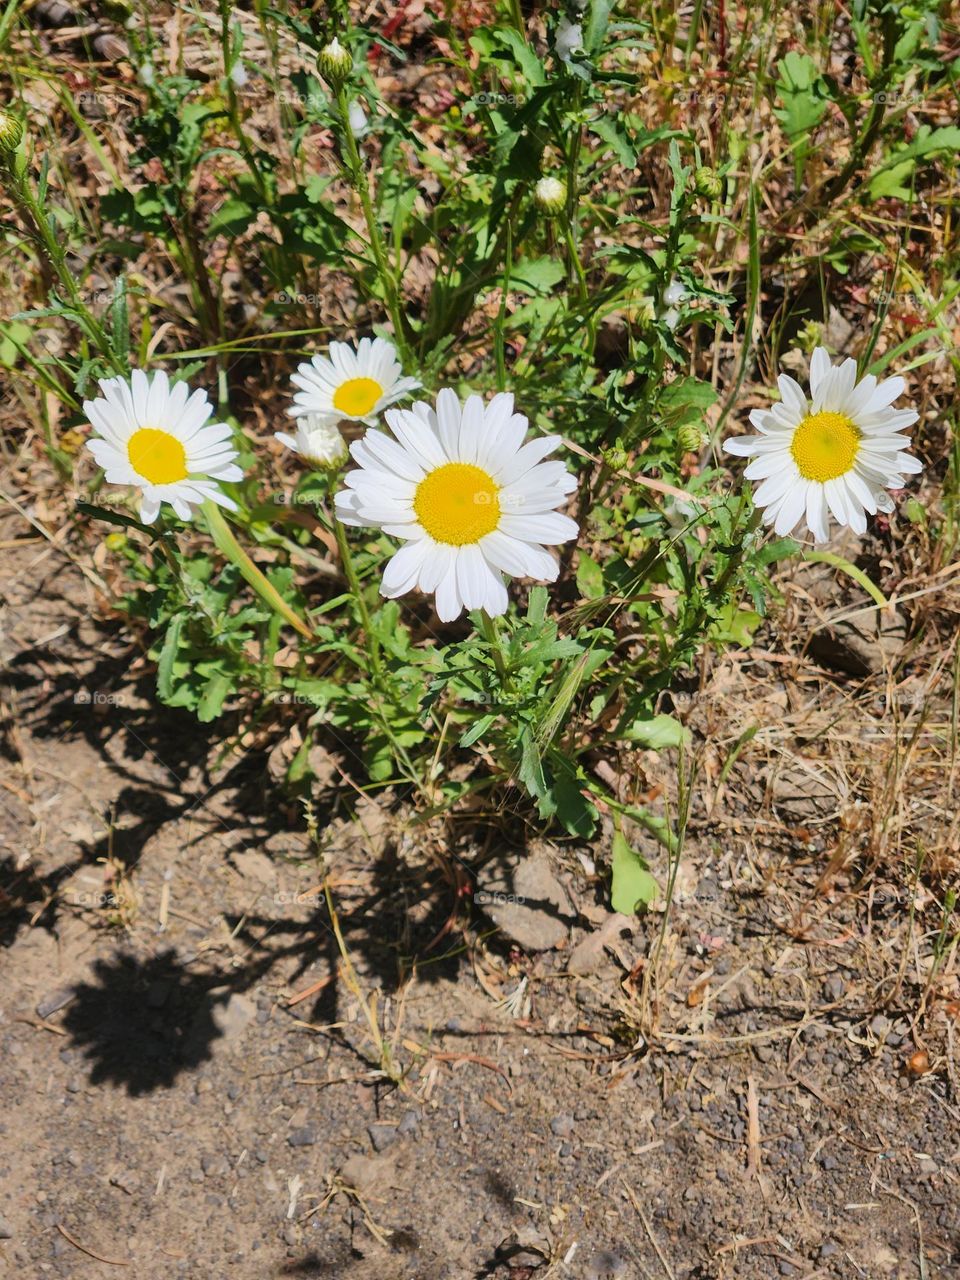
[288,337,419,429]
[83,369,243,524]
[334,389,579,621]
[724,346,922,542]
[275,415,348,469]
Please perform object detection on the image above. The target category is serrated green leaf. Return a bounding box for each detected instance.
[157,615,184,702]
[198,671,233,722]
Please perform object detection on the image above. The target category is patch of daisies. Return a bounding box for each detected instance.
[82,336,923,622]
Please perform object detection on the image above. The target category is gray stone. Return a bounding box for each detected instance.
[550,1114,574,1138]
[475,845,575,952]
[211,992,255,1042]
[585,1250,629,1279]
[398,1111,419,1137]
[367,1124,397,1152]
[567,913,634,975]
[287,1126,317,1148]
[36,988,75,1019]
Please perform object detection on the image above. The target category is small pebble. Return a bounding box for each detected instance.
[367,1124,396,1152]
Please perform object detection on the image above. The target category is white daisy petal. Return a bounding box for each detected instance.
[725,348,921,542]
[289,335,418,425]
[333,389,578,617]
[435,556,465,622]
[777,374,808,417]
[805,483,829,543]
[381,541,431,598]
[83,371,241,523]
[809,347,831,397]
[774,481,807,535]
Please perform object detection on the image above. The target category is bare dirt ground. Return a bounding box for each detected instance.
[2,509,959,1280]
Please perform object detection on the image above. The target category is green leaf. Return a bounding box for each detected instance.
[610,829,658,914]
[589,114,636,167]
[526,586,548,625]
[76,502,156,536]
[585,0,615,52]
[576,553,605,600]
[551,756,599,838]
[621,713,689,750]
[774,52,828,137]
[198,671,233,722]
[511,256,566,295]
[460,713,497,748]
[157,615,184,702]
[209,195,257,237]
[518,725,548,801]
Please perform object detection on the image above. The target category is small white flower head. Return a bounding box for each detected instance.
[319,36,352,86]
[724,346,923,543]
[334,390,579,622]
[83,370,243,524]
[534,175,566,215]
[229,61,249,88]
[275,415,348,469]
[348,99,369,138]
[288,336,420,428]
[138,61,155,88]
[556,16,584,64]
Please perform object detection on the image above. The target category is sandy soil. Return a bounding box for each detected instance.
[1,520,959,1280]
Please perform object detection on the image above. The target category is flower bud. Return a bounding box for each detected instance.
[277,416,348,470]
[319,36,352,87]
[602,443,629,471]
[534,174,566,216]
[694,165,722,200]
[677,423,704,454]
[0,110,24,158]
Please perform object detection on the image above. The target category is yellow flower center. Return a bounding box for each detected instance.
[332,376,383,418]
[127,427,188,485]
[413,463,501,545]
[790,411,861,482]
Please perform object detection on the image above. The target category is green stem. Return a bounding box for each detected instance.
[802,549,888,608]
[494,216,513,389]
[323,877,398,1080]
[334,517,382,679]
[334,84,411,363]
[204,500,315,639]
[4,156,122,371]
[219,1,270,205]
[479,610,509,687]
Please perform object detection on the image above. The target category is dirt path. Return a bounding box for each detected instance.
[1,524,958,1279]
